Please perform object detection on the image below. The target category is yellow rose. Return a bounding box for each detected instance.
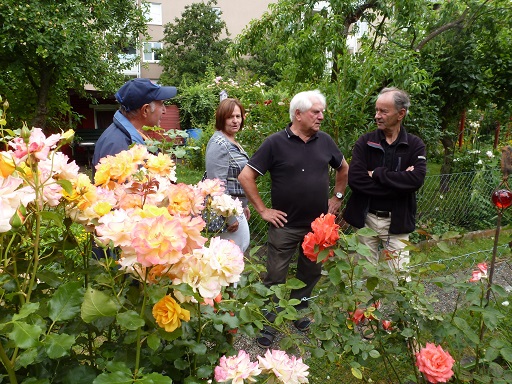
[60,129,75,144]
[152,295,190,333]
[93,201,112,216]
[0,153,16,177]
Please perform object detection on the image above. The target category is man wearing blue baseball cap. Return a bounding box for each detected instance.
[92,78,177,166]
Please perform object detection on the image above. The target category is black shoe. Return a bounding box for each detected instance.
[293,317,312,332]
[256,326,276,348]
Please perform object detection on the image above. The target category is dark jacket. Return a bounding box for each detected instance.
[92,118,133,167]
[343,127,426,234]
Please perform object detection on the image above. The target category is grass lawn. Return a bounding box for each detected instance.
[176,163,204,185]
[427,162,442,175]
[411,226,512,266]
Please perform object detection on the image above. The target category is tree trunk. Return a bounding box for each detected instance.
[494,121,501,149]
[458,109,466,148]
[30,68,54,130]
[440,134,455,192]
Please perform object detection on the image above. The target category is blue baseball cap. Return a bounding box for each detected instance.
[115,78,177,112]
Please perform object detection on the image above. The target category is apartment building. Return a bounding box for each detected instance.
[131,0,277,81]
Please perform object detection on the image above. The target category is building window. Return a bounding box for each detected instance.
[146,2,162,25]
[212,6,221,16]
[143,42,162,62]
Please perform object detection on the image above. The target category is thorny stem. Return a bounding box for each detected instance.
[485,210,501,304]
[378,337,402,384]
[0,342,17,384]
[134,270,149,377]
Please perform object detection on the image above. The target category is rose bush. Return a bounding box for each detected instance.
[0,120,259,383]
[0,99,510,383]
[0,114,313,383]
[295,205,512,383]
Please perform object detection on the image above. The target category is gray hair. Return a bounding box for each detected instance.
[379,87,410,115]
[120,100,158,118]
[289,90,326,122]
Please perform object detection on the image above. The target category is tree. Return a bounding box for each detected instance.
[417,0,512,176]
[232,0,439,154]
[159,0,232,87]
[232,0,512,166]
[0,0,149,131]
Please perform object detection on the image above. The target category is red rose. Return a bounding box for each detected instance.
[349,308,366,325]
[381,320,393,331]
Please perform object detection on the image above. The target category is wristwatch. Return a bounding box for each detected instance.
[335,192,344,199]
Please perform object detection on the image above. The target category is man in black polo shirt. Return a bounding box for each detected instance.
[238,89,349,348]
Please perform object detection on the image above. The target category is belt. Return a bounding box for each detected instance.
[368,209,390,218]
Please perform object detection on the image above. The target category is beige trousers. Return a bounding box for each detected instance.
[358,212,410,271]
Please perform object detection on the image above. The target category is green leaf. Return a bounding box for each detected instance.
[328,265,342,285]
[217,312,239,329]
[369,349,381,358]
[116,310,145,331]
[484,347,500,362]
[105,361,132,375]
[401,328,415,338]
[491,284,509,297]
[351,367,363,379]
[483,308,504,330]
[453,317,480,344]
[312,347,325,358]
[48,281,84,322]
[81,287,119,323]
[62,365,98,384]
[147,333,161,351]
[190,342,207,355]
[41,211,64,227]
[14,347,37,369]
[429,263,446,272]
[12,302,40,321]
[56,179,73,195]
[174,357,189,370]
[138,373,173,384]
[436,241,451,253]
[500,347,512,362]
[285,278,306,289]
[356,227,378,237]
[366,276,379,291]
[8,321,42,349]
[93,371,133,384]
[44,333,75,359]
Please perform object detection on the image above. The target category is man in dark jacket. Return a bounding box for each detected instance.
[92,78,177,167]
[343,87,426,271]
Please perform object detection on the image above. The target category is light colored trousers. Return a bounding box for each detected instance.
[220,213,250,253]
[358,212,410,271]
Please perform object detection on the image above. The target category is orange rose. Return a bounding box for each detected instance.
[152,295,190,332]
[415,343,455,383]
[302,213,340,262]
[302,232,319,261]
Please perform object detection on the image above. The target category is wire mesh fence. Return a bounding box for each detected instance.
[246,168,512,266]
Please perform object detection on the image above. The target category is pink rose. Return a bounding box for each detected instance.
[469,261,488,282]
[415,343,455,383]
